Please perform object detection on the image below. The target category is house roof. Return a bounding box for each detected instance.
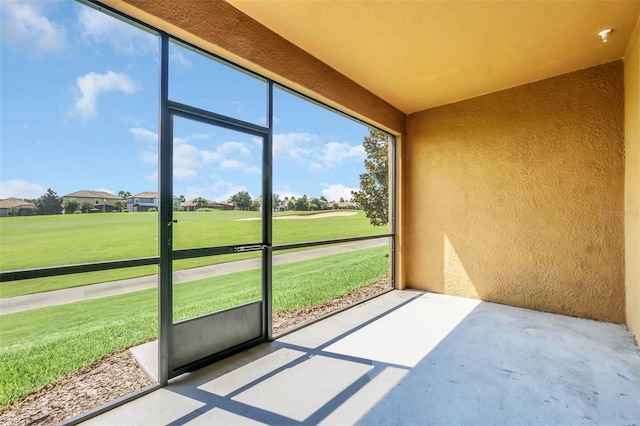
[0,198,36,209]
[130,192,182,200]
[336,201,357,209]
[182,198,207,207]
[224,1,640,113]
[183,199,233,207]
[63,190,119,200]
[131,192,159,199]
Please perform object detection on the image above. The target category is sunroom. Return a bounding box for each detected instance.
[0,0,639,424]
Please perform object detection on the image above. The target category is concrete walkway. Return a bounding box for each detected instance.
[0,239,387,315]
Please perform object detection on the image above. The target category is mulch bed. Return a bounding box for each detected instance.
[0,277,390,425]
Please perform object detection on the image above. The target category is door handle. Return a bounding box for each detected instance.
[233,244,265,253]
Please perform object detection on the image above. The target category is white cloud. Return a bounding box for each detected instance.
[78,6,156,55]
[201,150,222,164]
[170,51,192,69]
[272,133,364,171]
[130,127,157,142]
[138,135,255,182]
[0,179,46,199]
[218,141,251,157]
[220,159,260,174]
[321,183,358,202]
[200,141,252,165]
[145,172,158,183]
[323,142,365,164]
[186,181,247,202]
[74,71,139,117]
[174,143,202,180]
[273,132,316,161]
[0,1,66,56]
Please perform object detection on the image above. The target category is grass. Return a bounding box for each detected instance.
[0,246,389,410]
[0,210,387,298]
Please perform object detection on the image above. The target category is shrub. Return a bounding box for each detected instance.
[63,199,79,214]
[79,202,93,213]
[148,207,157,212]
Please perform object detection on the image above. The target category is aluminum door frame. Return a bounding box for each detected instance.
[158,34,273,381]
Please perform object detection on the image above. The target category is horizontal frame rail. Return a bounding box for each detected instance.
[0,257,159,282]
[172,243,265,260]
[169,101,269,137]
[0,234,391,283]
[273,234,392,252]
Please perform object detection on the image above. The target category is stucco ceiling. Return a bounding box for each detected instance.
[227,1,640,114]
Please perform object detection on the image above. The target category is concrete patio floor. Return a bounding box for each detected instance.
[83,290,640,425]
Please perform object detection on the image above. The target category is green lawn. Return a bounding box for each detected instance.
[0,246,389,410]
[0,210,387,298]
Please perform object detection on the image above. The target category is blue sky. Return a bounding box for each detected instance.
[0,0,372,203]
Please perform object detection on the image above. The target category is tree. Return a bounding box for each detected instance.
[319,196,328,210]
[230,191,252,210]
[193,197,209,210]
[351,128,389,227]
[294,195,308,211]
[117,190,131,212]
[8,206,20,216]
[63,199,79,214]
[308,198,322,211]
[35,189,62,215]
[80,202,93,213]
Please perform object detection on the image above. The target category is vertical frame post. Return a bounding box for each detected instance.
[158,33,173,385]
[390,135,397,289]
[262,81,274,340]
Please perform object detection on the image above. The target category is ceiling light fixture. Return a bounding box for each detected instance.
[598,29,612,43]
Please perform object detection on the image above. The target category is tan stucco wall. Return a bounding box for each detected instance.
[405,62,626,323]
[102,0,405,135]
[625,18,640,340]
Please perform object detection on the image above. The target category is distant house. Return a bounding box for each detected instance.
[62,190,120,212]
[182,198,234,211]
[253,196,285,212]
[180,199,197,212]
[127,192,182,212]
[212,201,235,211]
[0,198,36,217]
[336,201,358,210]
